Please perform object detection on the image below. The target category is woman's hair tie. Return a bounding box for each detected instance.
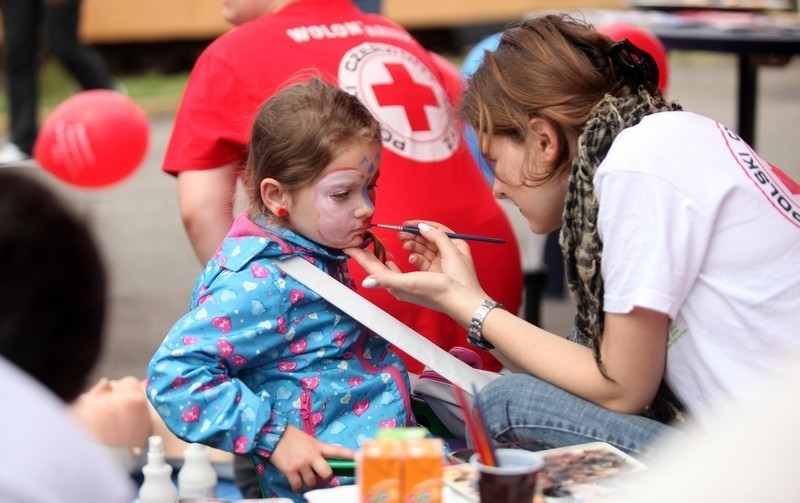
[609,38,660,94]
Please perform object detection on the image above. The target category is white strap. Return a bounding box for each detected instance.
[272,256,497,393]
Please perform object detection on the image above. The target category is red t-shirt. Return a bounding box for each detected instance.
[164,0,522,372]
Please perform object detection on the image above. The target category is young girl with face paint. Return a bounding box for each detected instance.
[146,78,411,501]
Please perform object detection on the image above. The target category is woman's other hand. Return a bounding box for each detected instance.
[345,221,487,315]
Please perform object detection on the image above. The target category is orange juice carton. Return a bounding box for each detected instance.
[358,438,404,503]
[403,438,443,503]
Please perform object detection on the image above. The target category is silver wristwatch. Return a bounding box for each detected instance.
[467,299,504,350]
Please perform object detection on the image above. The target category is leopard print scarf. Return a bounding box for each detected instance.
[559,88,685,423]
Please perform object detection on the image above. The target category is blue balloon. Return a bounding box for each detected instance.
[460,33,502,187]
[460,33,501,80]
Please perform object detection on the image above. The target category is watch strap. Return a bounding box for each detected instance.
[467,299,504,350]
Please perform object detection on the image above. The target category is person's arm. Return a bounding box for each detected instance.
[166,47,255,266]
[478,304,668,414]
[147,264,291,453]
[177,165,239,265]
[346,222,668,414]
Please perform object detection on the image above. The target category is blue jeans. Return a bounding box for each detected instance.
[477,373,675,460]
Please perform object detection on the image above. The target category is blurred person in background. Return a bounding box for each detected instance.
[0,169,133,502]
[616,347,800,503]
[0,0,118,163]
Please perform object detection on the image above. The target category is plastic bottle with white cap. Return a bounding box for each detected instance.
[177,443,218,498]
[138,435,178,503]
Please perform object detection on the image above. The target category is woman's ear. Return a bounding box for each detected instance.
[260,178,288,215]
[527,117,561,163]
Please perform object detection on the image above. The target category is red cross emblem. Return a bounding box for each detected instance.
[372,63,438,132]
[339,42,459,162]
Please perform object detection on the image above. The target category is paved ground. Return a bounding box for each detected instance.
[2,52,798,383]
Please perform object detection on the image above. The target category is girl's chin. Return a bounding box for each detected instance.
[349,235,367,248]
[320,235,364,250]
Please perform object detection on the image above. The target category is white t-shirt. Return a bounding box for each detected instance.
[595,111,800,426]
[0,357,134,503]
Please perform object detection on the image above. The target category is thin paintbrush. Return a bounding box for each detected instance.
[453,386,497,467]
[471,384,499,467]
[370,224,506,244]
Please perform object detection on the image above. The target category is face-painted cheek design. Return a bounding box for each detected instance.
[312,169,370,248]
[360,153,380,209]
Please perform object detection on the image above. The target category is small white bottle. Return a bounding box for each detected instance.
[177,443,218,498]
[138,435,178,503]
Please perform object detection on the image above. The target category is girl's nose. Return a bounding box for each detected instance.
[355,198,375,219]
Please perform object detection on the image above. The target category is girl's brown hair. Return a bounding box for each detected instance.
[245,77,386,258]
[246,77,382,209]
[460,14,631,186]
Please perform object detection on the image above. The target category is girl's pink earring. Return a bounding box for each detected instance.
[276,208,288,217]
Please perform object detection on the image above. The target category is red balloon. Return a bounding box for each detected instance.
[598,22,670,94]
[34,90,149,188]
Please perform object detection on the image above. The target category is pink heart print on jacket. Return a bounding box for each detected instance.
[212,316,232,333]
[250,263,270,278]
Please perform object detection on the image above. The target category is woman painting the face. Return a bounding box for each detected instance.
[345,13,800,467]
